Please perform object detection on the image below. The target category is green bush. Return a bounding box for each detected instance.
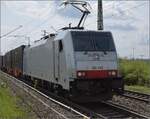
[124,73,138,85]
[119,59,150,87]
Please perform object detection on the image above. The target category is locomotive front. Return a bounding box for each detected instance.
[66,30,124,100]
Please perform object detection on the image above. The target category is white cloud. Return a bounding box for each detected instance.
[3,1,55,20]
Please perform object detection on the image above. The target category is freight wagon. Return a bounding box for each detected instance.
[2,45,25,77]
[4,51,12,74]
[0,56,3,70]
[11,45,25,77]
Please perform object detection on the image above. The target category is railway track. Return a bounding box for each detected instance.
[33,85,150,119]
[24,79,150,119]
[122,90,150,103]
[80,101,149,119]
[1,71,149,119]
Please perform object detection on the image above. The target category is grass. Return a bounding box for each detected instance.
[125,85,150,94]
[0,82,27,119]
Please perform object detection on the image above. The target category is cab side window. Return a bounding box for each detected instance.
[59,40,63,52]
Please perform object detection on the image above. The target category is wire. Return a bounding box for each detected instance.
[26,6,68,37]
[94,1,147,20]
[0,25,23,38]
[2,2,52,39]
[85,1,148,28]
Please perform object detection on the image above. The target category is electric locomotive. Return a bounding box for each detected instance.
[23,29,123,101]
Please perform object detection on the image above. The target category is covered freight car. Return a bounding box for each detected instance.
[4,51,12,74]
[0,56,3,70]
[2,45,25,76]
[2,55,6,71]
[11,45,25,77]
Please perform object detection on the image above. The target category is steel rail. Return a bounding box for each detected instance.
[102,101,149,119]
[81,101,149,119]
[122,90,150,103]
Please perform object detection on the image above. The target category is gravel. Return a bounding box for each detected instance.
[111,95,150,117]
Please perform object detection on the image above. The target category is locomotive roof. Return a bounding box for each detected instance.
[27,30,111,49]
[29,34,55,48]
[55,29,111,41]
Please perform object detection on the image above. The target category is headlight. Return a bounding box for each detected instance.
[108,71,117,76]
[77,72,82,77]
[108,71,112,75]
[112,71,116,76]
[77,71,86,77]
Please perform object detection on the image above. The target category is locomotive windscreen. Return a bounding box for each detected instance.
[71,31,116,51]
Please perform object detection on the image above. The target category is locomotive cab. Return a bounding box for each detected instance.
[71,30,118,79]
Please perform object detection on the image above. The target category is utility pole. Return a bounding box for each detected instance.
[133,48,135,60]
[26,37,30,46]
[97,0,103,30]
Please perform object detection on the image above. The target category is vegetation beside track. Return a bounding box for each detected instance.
[0,80,31,119]
[119,59,150,88]
[125,85,150,94]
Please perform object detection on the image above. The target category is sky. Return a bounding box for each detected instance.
[0,0,150,59]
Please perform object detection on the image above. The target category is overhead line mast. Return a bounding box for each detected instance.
[98,0,103,30]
